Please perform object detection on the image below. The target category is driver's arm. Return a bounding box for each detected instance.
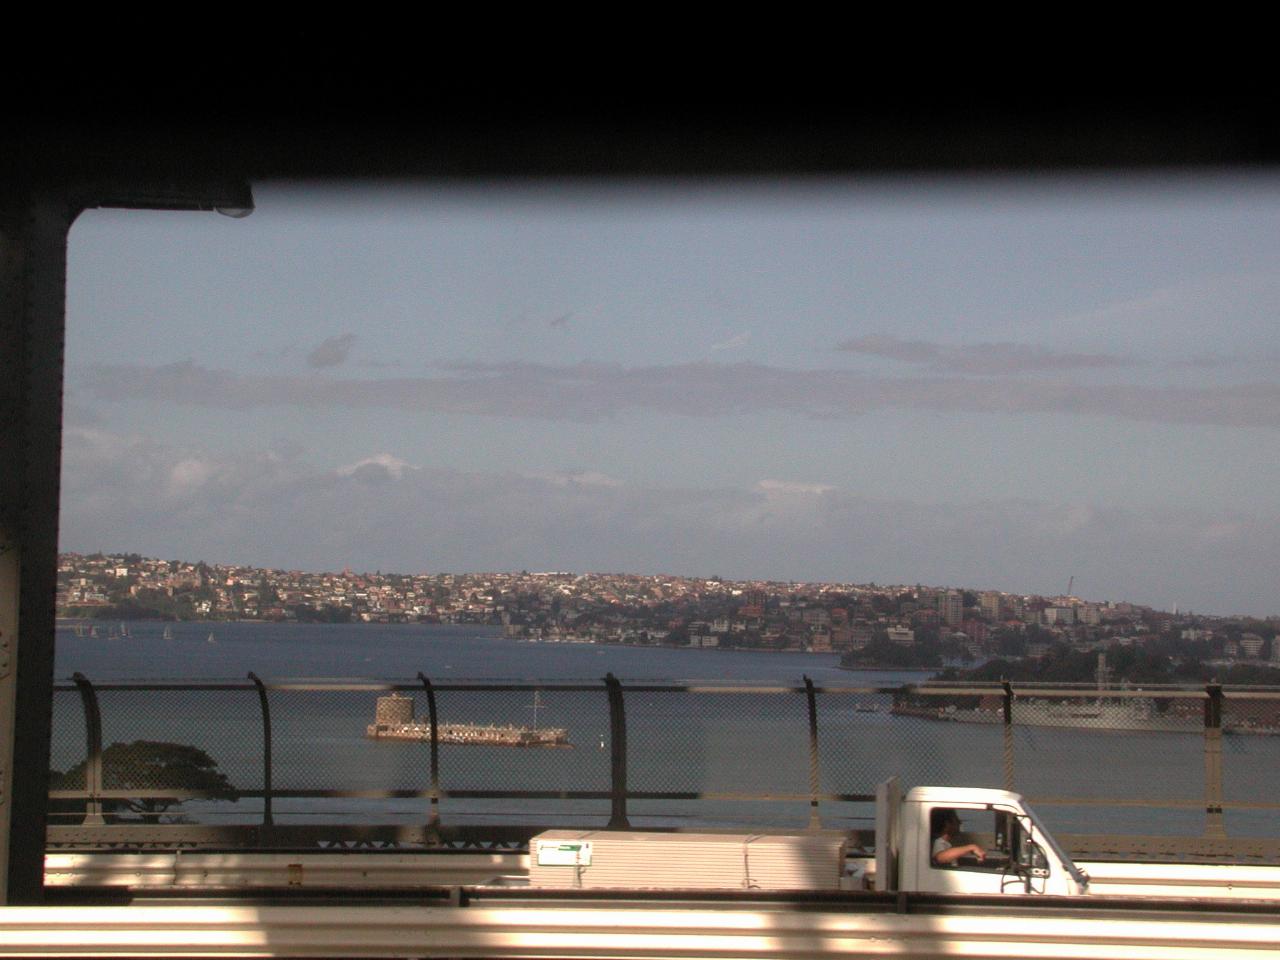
[933,842,987,865]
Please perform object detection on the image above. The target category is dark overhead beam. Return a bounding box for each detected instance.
[5,100,1278,185]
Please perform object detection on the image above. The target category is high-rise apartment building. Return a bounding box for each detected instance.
[940,590,963,627]
[978,592,1003,621]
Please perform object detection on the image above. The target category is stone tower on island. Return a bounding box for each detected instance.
[375,693,415,726]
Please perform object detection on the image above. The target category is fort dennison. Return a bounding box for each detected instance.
[366,693,571,747]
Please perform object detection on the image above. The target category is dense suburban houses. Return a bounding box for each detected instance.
[56,553,1279,672]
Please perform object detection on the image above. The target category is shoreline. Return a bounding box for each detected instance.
[838,662,942,674]
[59,618,855,658]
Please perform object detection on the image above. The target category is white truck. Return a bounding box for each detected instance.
[869,777,1089,896]
[529,780,1280,900]
[528,777,1088,895]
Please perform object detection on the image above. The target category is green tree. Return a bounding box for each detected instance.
[992,626,1027,658]
[50,740,238,823]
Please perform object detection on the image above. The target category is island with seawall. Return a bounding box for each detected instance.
[365,694,571,748]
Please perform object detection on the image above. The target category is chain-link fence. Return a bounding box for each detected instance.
[1221,690,1280,840]
[1007,688,1205,838]
[49,686,88,798]
[626,684,814,828]
[47,676,1280,858]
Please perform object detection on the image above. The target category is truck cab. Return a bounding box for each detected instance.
[877,780,1089,896]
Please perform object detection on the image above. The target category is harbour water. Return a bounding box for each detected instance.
[50,622,1280,839]
[53,620,904,684]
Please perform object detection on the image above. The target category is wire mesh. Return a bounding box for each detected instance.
[1011,694,1203,792]
[429,686,608,791]
[48,686,89,826]
[41,679,1280,844]
[270,686,427,793]
[49,687,87,790]
[1010,690,1206,837]
[91,686,259,823]
[626,687,812,793]
[1222,691,1280,837]
[423,685,610,825]
[870,687,1008,788]
[622,686,813,827]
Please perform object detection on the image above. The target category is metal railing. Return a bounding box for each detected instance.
[45,674,1280,860]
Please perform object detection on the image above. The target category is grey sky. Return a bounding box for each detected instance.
[62,176,1280,615]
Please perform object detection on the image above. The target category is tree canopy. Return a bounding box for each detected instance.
[50,740,238,823]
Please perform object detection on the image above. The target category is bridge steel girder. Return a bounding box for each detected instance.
[0,192,75,904]
[0,176,252,904]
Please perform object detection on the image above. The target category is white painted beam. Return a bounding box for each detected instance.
[2,903,1280,959]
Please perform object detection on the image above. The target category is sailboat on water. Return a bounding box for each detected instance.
[162,625,174,640]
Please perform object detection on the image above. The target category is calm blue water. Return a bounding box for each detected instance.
[54,620,925,684]
[50,622,1280,839]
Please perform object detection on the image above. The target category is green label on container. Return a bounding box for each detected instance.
[537,840,592,866]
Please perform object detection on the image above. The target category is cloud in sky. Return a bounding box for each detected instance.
[336,453,412,480]
[306,333,357,368]
[74,359,1280,429]
[756,479,835,496]
[710,332,752,352]
[835,334,1139,375]
[1167,351,1280,370]
[531,470,625,488]
[58,427,1280,616]
[1056,271,1280,338]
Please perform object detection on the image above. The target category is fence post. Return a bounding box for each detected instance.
[416,672,441,836]
[604,673,629,828]
[247,673,273,829]
[1002,680,1015,792]
[70,673,104,826]
[802,676,821,829]
[1203,683,1225,839]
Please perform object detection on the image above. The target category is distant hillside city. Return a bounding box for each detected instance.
[57,552,1280,683]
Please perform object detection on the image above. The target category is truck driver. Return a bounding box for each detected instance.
[931,808,987,866]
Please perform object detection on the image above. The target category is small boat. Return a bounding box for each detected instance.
[206,632,217,644]
[162,626,174,640]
